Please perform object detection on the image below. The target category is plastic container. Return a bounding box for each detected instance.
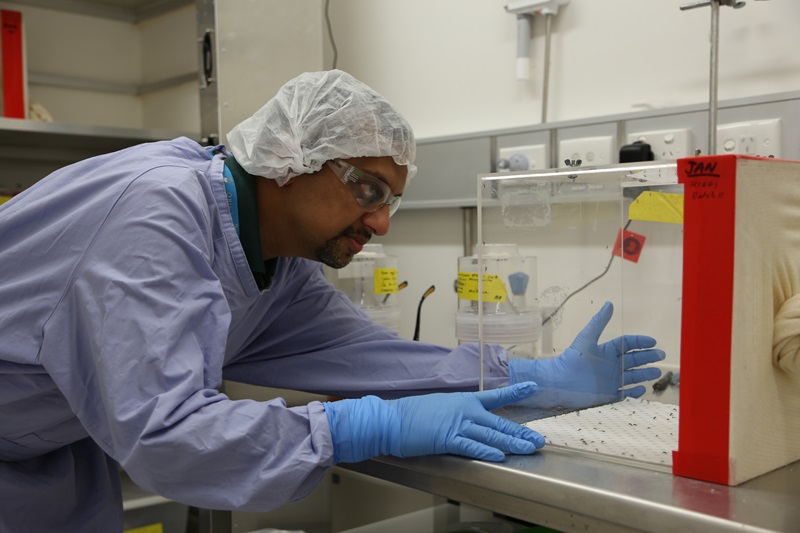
[456,244,541,357]
[326,243,402,332]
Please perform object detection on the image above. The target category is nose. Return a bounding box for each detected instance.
[361,205,391,236]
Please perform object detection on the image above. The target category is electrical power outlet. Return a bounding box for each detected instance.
[497,144,549,171]
[558,136,615,167]
[717,119,782,158]
[626,128,693,161]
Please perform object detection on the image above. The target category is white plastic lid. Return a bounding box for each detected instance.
[365,306,402,333]
[456,310,541,343]
[356,243,387,258]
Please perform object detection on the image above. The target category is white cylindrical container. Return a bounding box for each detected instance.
[326,243,402,333]
[456,244,541,357]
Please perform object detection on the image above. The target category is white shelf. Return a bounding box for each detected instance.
[0,117,195,172]
[5,0,194,23]
[0,118,197,185]
[0,117,193,146]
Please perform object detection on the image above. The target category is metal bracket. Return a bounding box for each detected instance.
[680,0,745,10]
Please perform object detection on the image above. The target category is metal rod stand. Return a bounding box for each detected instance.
[679,0,747,155]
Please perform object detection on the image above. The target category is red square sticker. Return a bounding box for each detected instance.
[613,228,646,263]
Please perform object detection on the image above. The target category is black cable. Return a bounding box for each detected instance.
[542,220,632,326]
[324,0,338,69]
[413,285,436,341]
[382,280,407,304]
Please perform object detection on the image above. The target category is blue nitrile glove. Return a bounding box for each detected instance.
[508,301,665,409]
[324,382,545,464]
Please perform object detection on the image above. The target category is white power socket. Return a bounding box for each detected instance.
[558,136,615,167]
[497,144,549,171]
[717,119,782,158]
[626,128,693,161]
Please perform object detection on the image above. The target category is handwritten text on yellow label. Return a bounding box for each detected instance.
[457,272,507,302]
[374,268,399,294]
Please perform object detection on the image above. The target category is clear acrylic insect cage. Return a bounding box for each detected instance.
[477,161,683,470]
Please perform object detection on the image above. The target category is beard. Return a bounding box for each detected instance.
[315,226,371,269]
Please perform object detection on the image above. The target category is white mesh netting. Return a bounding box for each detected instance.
[525,397,679,466]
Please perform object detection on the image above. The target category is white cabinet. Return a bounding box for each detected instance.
[0,0,200,187]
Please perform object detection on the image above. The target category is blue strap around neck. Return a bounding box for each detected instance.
[207,147,239,237]
[222,164,240,237]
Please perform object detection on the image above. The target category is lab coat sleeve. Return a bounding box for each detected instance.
[222,261,512,398]
[38,167,333,512]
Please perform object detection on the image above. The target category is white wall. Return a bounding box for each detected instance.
[16,0,800,352]
[216,0,325,142]
[373,208,465,347]
[18,4,144,128]
[9,2,200,132]
[140,5,200,132]
[327,0,800,140]
[323,0,800,349]
[17,1,799,141]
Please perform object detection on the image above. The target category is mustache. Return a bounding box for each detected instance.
[338,226,372,242]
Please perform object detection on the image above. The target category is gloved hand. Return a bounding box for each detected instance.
[509,301,665,409]
[324,382,545,464]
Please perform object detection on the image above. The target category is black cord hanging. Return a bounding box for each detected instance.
[413,285,436,341]
[324,0,338,69]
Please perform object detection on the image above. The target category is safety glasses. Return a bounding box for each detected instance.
[326,160,402,216]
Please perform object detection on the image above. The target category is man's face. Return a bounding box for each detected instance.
[287,156,408,268]
[313,226,370,268]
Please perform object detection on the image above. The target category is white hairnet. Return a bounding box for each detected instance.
[226,69,417,186]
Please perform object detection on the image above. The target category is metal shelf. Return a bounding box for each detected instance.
[6,0,194,23]
[343,452,800,533]
[0,1,200,182]
[0,117,195,156]
[0,118,197,184]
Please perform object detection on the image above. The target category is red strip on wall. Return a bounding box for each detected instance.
[672,155,737,485]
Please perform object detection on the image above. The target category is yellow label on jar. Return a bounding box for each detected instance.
[374,268,399,294]
[457,272,507,302]
[124,524,163,533]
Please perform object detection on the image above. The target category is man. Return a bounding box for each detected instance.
[0,70,664,530]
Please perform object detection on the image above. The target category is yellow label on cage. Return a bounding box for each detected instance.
[374,268,399,294]
[629,191,684,224]
[124,524,163,533]
[457,272,508,302]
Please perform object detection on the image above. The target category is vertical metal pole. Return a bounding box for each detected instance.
[708,0,720,155]
[516,15,532,80]
[462,207,477,258]
[541,13,553,123]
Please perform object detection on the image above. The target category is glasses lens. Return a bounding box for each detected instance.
[347,169,388,208]
[332,161,400,215]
